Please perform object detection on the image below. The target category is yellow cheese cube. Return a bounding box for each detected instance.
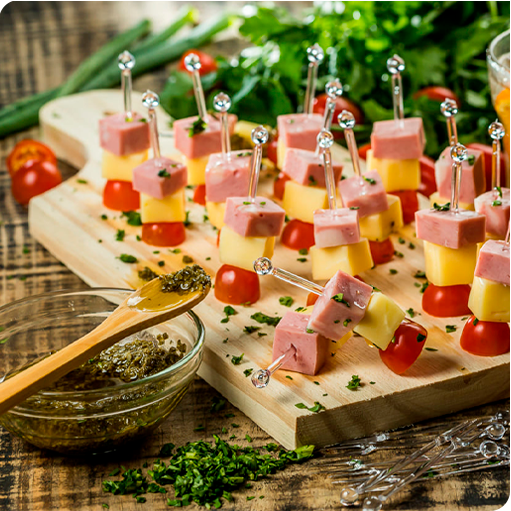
[429,191,474,211]
[181,154,210,185]
[468,276,510,323]
[101,150,148,182]
[366,150,420,191]
[140,190,186,224]
[206,201,226,230]
[219,226,275,272]
[354,292,405,350]
[283,180,328,224]
[423,240,477,286]
[359,194,404,242]
[235,121,260,146]
[310,238,374,280]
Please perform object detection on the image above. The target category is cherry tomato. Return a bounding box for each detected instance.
[313,94,364,139]
[7,139,57,177]
[422,283,471,317]
[307,292,319,306]
[369,238,394,265]
[358,143,371,161]
[267,140,278,166]
[142,222,186,247]
[466,143,506,192]
[274,172,290,200]
[193,184,206,205]
[460,315,510,356]
[281,219,315,251]
[103,180,140,211]
[11,160,62,205]
[214,264,260,305]
[179,50,218,76]
[389,190,418,225]
[379,320,428,374]
[418,155,437,198]
[413,86,459,104]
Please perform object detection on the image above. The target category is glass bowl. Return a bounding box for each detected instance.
[0,288,205,455]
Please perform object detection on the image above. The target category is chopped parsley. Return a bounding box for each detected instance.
[298,248,308,256]
[417,333,426,342]
[308,175,318,186]
[445,325,457,333]
[118,254,137,264]
[243,325,261,334]
[158,169,171,178]
[349,206,359,210]
[77,178,88,184]
[398,237,405,244]
[346,375,361,390]
[467,154,475,165]
[101,214,108,220]
[115,229,125,242]
[295,402,325,413]
[297,257,307,262]
[279,296,294,307]
[343,318,352,327]
[157,260,165,267]
[408,242,415,249]
[406,308,416,318]
[188,117,207,137]
[363,176,376,185]
[473,317,479,326]
[221,305,237,323]
[369,381,376,385]
[183,211,192,227]
[231,353,244,365]
[492,200,502,206]
[251,312,281,326]
[394,250,404,258]
[170,248,182,254]
[243,368,253,377]
[432,202,450,211]
[285,375,293,380]
[425,347,438,352]
[182,255,194,264]
[121,210,142,226]
[210,396,226,413]
[332,293,350,307]
[389,268,398,275]
[414,270,427,279]
[496,186,503,197]
[420,282,429,293]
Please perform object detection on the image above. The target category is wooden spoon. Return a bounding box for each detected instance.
[0,266,211,415]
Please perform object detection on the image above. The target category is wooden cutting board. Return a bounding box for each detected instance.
[29,90,509,450]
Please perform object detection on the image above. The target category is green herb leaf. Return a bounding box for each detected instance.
[346,375,361,390]
[279,296,294,307]
[250,312,281,326]
[118,254,137,264]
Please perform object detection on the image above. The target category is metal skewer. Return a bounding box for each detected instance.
[251,345,297,388]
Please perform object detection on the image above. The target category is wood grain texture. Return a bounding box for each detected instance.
[28,89,510,450]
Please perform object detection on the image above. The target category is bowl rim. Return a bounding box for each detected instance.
[488,29,510,72]
[0,287,205,399]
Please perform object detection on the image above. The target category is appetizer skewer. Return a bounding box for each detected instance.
[100,51,150,211]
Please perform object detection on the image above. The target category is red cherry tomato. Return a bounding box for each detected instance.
[214,264,260,305]
[418,155,437,198]
[7,139,57,177]
[273,172,290,200]
[413,86,459,104]
[460,315,510,356]
[313,94,364,139]
[193,184,206,205]
[103,180,140,211]
[389,189,418,225]
[142,222,186,247]
[369,238,394,265]
[358,143,372,161]
[267,140,278,166]
[307,292,319,306]
[379,320,428,374]
[179,50,218,76]
[11,160,62,205]
[281,219,316,251]
[422,283,471,317]
[466,143,506,192]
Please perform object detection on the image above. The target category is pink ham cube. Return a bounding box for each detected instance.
[173,114,237,160]
[371,118,425,160]
[435,146,486,204]
[282,148,343,187]
[475,239,510,286]
[99,112,150,156]
[272,311,330,376]
[277,113,323,151]
[308,270,373,340]
[415,208,486,249]
[223,197,285,238]
[313,208,360,248]
[338,170,389,218]
[474,188,510,238]
[205,150,252,203]
[132,157,187,199]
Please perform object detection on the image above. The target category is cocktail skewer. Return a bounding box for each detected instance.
[214,92,232,161]
[247,126,269,204]
[318,129,342,208]
[142,90,161,160]
[118,50,135,121]
[304,44,324,115]
[441,98,459,147]
[315,80,343,156]
[489,120,505,190]
[251,346,297,388]
[386,54,405,124]
[184,53,208,123]
[450,143,468,213]
[338,110,362,179]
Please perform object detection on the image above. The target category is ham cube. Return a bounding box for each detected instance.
[277,113,323,151]
[338,170,389,218]
[272,311,330,376]
[223,197,285,238]
[415,208,486,249]
[371,118,425,160]
[474,188,510,238]
[132,157,187,199]
[313,208,360,248]
[174,114,237,160]
[475,239,510,286]
[282,148,343,187]
[205,150,252,203]
[308,270,373,340]
[99,113,150,156]
[435,146,486,205]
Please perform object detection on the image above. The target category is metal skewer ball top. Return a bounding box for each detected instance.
[318,129,342,209]
[440,98,459,147]
[247,126,268,204]
[214,92,232,161]
[386,54,405,125]
[489,120,505,190]
[338,110,363,182]
[118,50,135,122]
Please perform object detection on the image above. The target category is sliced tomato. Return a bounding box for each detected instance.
[103,180,140,211]
[389,189,418,225]
[466,143,507,192]
[358,143,371,161]
[179,50,217,76]
[267,140,278,166]
[214,264,260,305]
[7,139,57,177]
[460,315,510,356]
[193,184,206,205]
[11,160,62,205]
[379,320,428,374]
[274,172,290,200]
[422,283,471,317]
[142,222,186,247]
[281,219,315,251]
[313,94,363,139]
[413,86,459,104]
[307,292,319,306]
[369,238,394,265]
[418,155,437,198]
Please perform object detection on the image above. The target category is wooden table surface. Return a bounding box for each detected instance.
[0,2,508,510]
